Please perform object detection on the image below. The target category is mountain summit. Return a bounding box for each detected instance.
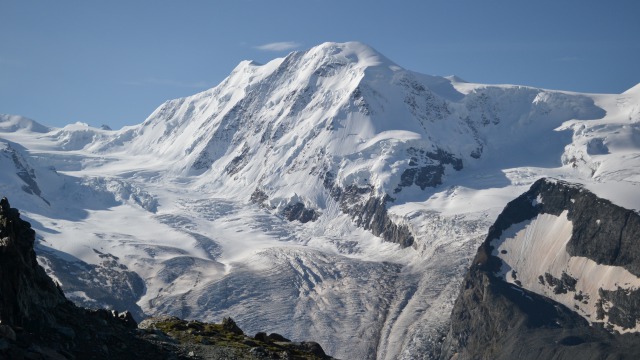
[0,42,639,359]
[89,41,606,246]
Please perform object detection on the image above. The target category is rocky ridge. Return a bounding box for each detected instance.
[440,178,640,359]
[0,197,332,360]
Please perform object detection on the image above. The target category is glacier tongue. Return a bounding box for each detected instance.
[0,41,639,359]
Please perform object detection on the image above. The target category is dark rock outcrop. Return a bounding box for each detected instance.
[323,173,414,247]
[1,142,49,204]
[282,202,320,223]
[484,178,640,276]
[394,148,463,193]
[224,145,250,176]
[250,189,320,223]
[440,179,640,359]
[0,197,169,359]
[352,195,414,248]
[0,197,333,359]
[439,263,640,360]
[251,188,270,205]
[251,146,462,245]
[0,197,66,329]
[318,146,463,248]
[139,316,332,360]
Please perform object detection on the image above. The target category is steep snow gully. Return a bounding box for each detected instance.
[1,42,639,359]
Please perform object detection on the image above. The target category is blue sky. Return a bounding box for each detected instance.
[1,0,639,129]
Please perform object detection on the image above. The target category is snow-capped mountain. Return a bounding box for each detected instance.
[0,42,639,359]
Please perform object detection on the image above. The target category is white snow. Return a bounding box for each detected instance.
[0,41,639,358]
[0,114,50,133]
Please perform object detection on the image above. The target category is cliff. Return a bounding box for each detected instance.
[441,178,640,359]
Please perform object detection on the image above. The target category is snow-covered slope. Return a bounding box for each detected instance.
[0,42,639,359]
[0,114,50,133]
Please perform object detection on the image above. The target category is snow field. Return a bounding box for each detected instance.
[0,42,638,358]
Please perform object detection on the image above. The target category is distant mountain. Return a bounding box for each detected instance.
[0,114,50,133]
[0,42,639,359]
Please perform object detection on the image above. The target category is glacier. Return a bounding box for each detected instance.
[0,42,639,359]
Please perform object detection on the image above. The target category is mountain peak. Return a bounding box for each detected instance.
[445,75,468,83]
[0,114,50,133]
[302,41,400,71]
[229,42,397,80]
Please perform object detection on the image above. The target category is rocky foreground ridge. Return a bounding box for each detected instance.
[0,197,332,360]
[440,178,640,360]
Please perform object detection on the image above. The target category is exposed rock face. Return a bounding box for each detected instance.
[0,142,49,204]
[250,189,320,224]
[323,172,414,247]
[440,179,640,359]
[315,145,463,248]
[0,197,65,329]
[251,188,270,205]
[0,197,170,359]
[484,178,640,276]
[282,202,320,223]
[439,265,640,360]
[352,195,414,248]
[394,148,463,193]
[0,197,333,359]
